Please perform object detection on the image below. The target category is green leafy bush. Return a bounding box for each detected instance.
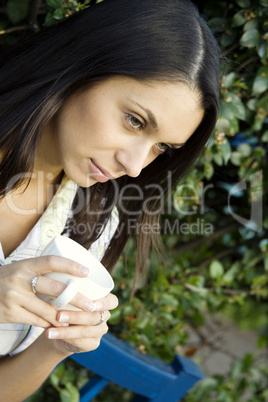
[0,0,267,400]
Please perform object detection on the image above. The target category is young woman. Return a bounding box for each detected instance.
[0,0,220,399]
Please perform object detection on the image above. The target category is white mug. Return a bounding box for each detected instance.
[37,235,114,311]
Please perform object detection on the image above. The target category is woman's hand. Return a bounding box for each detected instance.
[0,293,118,402]
[46,293,118,356]
[0,255,95,328]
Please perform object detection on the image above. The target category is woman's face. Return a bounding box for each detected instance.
[50,76,204,187]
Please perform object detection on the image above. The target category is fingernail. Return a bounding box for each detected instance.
[85,301,95,311]
[79,265,89,276]
[47,329,59,339]
[58,313,69,323]
[92,301,103,311]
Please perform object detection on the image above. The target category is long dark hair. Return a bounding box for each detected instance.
[0,0,220,280]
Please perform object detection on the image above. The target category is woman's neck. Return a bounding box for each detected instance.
[34,120,64,186]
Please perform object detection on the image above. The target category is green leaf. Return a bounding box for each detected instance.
[51,372,60,387]
[60,389,72,402]
[109,308,121,324]
[237,143,252,157]
[65,383,80,402]
[223,93,247,120]
[222,265,239,284]
[123,305,134,317]
[258,43,267,59]
[213,152,223,166]
[235,0,251,7]
[230,151,242,165]
[216,117,231,133]
[228,116,240,134]
[232,10,248,27]
[242,353,254,371]
[256,92,268,109]
[240,29,260,48]
[253,115,264,131]
[208,18,228,33]
[261,130,268,142]
[221,30,237,47]
[53,8,65,20]
[259,0,268,6]
[197,377,218,392]
[136,315,150,329]
[252,67,268,95]
[247,98,257,111]
[158,294,179,307]
[209,260,224,279]
[43,12,55,27]
[46,0,62,7]
[6,0,29,24]
[244,18,259,31]
[222,72,236,89]
[188,275,205,288]
[220,100,236,120]
[263,218,268,230]
[231,359,243,378]
[204,162,214,179]
[221,139,232,164]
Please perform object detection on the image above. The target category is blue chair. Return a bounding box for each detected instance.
[71,332,204,401]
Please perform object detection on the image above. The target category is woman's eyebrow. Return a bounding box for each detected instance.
[128,98,185,147]
[128,98,158,130]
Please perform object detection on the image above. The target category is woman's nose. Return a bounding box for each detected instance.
[116,140,154,178]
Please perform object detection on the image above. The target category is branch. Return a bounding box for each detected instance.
[223,42,240,56]
[196,246,239,269]
[196,236,264,270]
[0,25,32,35]
[235,56,259,73]
[0,0,44,35]
[184,283,250,296]
[170,222,239,256]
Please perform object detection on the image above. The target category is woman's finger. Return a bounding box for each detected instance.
[67,292,118,312]
[0,256,90,328]
[56,310,111,326]
[90,293,119,312]
[19,293,69,327]
[26,255,90,277]
[34,275,66,296]
[34,276,96,312]
[46,319,109,340]
[52,337,102,354]
[34,276,118,312]
[5,304,51,328]
[19,310,51,328]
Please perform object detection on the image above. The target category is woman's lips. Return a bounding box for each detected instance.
[89,159,115,183]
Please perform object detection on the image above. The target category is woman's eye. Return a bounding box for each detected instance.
[125,114,144,131]
[157,142,170,153]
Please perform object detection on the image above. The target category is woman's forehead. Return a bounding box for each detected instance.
[75,76,204,145]
[110,77,204,142]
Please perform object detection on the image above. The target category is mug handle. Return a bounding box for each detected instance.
[50,279,78,309]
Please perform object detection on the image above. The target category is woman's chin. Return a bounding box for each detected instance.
[64,169,97,188]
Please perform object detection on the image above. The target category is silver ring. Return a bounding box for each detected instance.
[94,311,105,326]
[31,275,40,295]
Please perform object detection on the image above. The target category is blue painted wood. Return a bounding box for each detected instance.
[71,333,204,401]
[79,375,108,402]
